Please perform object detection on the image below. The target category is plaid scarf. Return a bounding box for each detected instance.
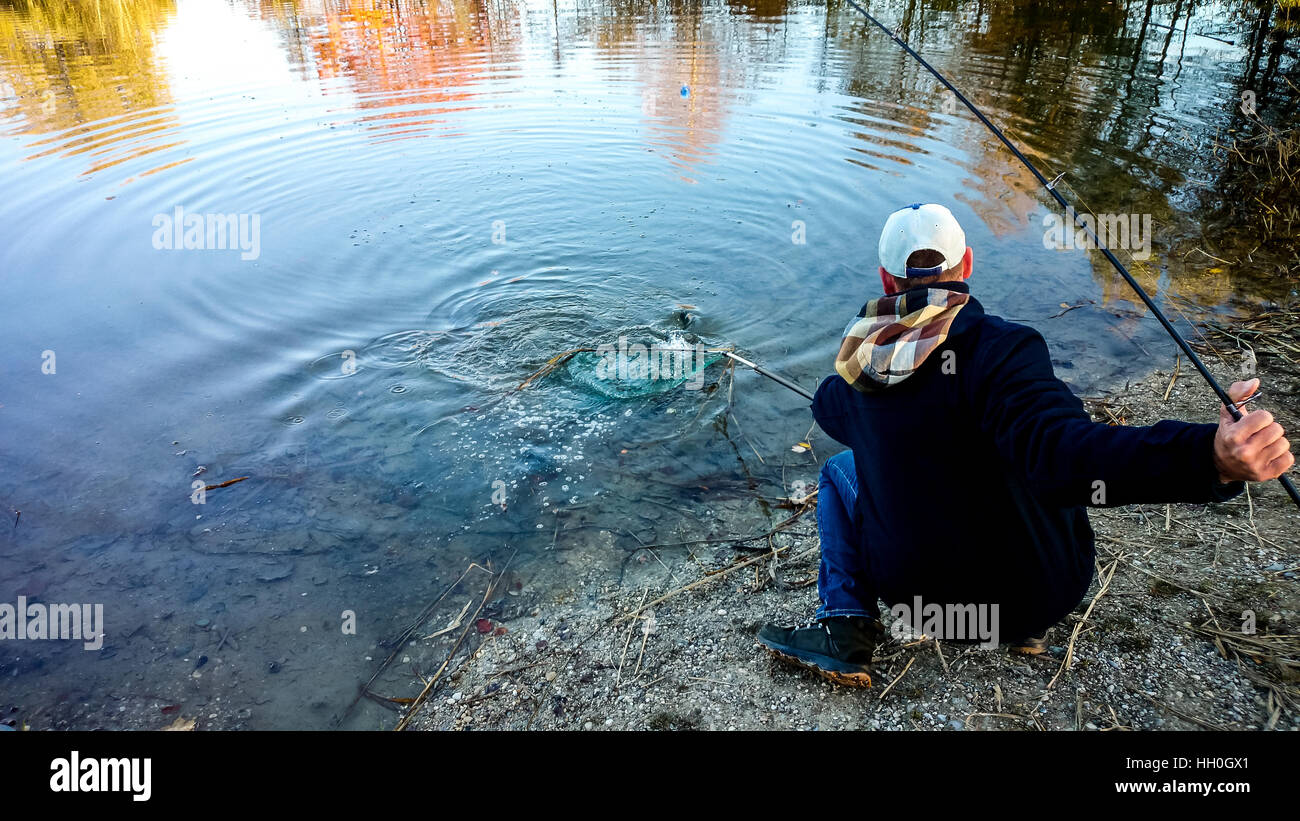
[834,287,970,392]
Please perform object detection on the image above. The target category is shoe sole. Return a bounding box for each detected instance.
[1009,644,1047,656]
[1008,637,1049,655]
[759,644,874,688]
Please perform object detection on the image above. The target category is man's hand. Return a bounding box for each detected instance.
[1214,378,1294,483]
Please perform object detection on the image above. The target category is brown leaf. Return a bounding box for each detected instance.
[162,716,196,731]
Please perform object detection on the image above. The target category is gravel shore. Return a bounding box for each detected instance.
[402,346,1300,731]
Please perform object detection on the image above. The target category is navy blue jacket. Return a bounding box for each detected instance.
[811,281,1243,637]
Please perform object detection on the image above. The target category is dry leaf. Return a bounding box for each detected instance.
[162,716,196,731]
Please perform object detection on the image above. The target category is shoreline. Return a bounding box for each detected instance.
[403,337,1300,731]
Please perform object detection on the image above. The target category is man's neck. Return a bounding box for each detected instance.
[890,280,970,297]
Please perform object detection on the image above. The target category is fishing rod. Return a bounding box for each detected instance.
[843,0,1300,509]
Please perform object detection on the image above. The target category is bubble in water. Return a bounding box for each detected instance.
[390,385,408,394]
[308,351,361,380]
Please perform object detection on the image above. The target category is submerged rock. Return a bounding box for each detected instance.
[255,563,294,582]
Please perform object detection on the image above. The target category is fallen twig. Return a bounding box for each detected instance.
[395,557,513,731]
[337,562,492,726]
[878,656,915,700]
[1049,557,1118,689]
[202,476,249,492]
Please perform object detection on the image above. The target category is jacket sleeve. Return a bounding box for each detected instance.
[811,375,851,446]
[975,327,1244,508]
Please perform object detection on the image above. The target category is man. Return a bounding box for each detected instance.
[757,203,1294,687]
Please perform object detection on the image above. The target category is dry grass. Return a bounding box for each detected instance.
[1194,303,1300,367]
[1209,85,1300,274]
[1192,618,1300,728]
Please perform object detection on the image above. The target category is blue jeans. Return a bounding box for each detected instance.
[815,450,879,621]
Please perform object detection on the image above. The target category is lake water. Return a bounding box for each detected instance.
[0,0,1291,729]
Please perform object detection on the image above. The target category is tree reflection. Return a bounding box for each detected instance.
[0,0,1294,301]
[0,0,176,136]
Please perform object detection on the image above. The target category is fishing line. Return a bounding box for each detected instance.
[843,0,1300,509]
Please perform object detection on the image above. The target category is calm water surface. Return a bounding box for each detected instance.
[0,0,1291,728]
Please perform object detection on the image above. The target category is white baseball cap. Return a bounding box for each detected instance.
[878,203,967,278]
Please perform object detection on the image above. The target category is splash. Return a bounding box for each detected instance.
[562,331,722,400]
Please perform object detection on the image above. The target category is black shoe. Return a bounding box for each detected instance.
[1007,629,1050,655]
[756,616,882,687]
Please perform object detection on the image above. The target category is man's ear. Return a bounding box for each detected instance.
[879,266,898,295]
[961,246,973,280]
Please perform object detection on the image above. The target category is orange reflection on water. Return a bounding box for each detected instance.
[252,0,520,143]
[639,45,730,183]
